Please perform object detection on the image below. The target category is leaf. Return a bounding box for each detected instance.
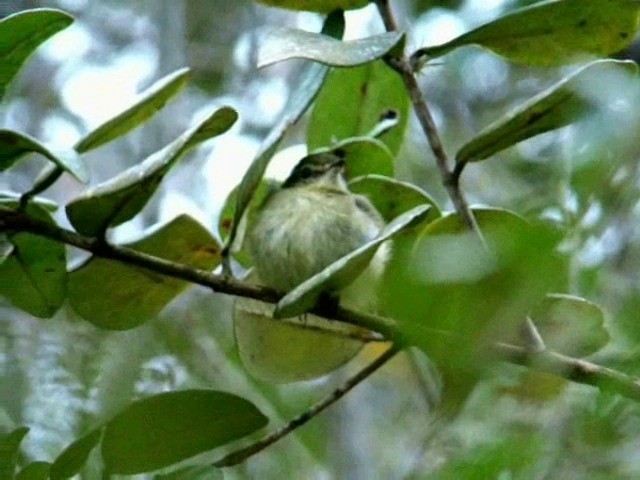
[456,60,638,165]
[16,462,51,480]
[0,191,58,211]
[68,215,221,330]
[275,204,431,318]
[417,0,640,67]
[0,427,29,480]
[50,428,102,480]
[311,137,395,179]
[530,293,609,357]
[0,204,66,318]
[155,465,223,479]
[101,390,267,475]
[0,8,73,100]
[255,0,368,13]
[66,106,237,236]
[75,68,192,154]
[234,271,365,383]
[0,130,88,182]
[259,29,403,68]
[348,174,441,222]
[226,11,345,251]
[308,60,409,155]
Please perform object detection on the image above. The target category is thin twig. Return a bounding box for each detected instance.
[212,345,401,468]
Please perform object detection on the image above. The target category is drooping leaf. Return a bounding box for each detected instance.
[101,390,267,475]
[226,11,345,251]
[308,60,409,155]
[255,0,368,12]
[0,130,88,182]
[75,68,192,154]
[348,174,441,222]
[154,465,223,479]
[456,60,639,165]
[259,29,403,68]
[50,428,102,480]
[16,462,51,480]
[0,427,29,480]
[68,215,221,330]
[0,204,66,318]
[66,106,237,237]
[530,293,609,357]
[275,204,431,318]
[310,137,395,179]
[0,8,73,100]
[417,0,640,67]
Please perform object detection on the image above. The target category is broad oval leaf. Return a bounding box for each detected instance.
[259,28,403,68]
[66,106,237,237]
[68,215,221,330]
[310,137,395,179]
[348,174,441,222]
[16,462,51,480]
[0,130,88,182]
[255,0,368,13]
[101,389,267,475]
[417,0,640,67]
[308,60,409,155]
[530,293,609,357]
[75,68,192,154]
[0,427,29,480]
[456,60,638,165]
[234,271,365,383]
[0,204,66,318]
[0,8,73,100]
[275,204,431,318]
[226,11,345,251]
[50,428,102,480]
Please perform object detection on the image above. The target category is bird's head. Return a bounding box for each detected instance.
[281,152,346,189]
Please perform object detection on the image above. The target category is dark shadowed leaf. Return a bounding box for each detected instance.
[0,130,88,182]
[0,204,66,318]
[456,60,638,165]
[530,293,609,357]
[227,11,344,251]
[348,174,441,222]
[259,28,402,68]
[275,205,431,318]
[16,462,51,480]
[255,0,368,12]
[68,215,221,330]
[0,8,73,100]
[50,428,102,480]
[101,390,267,475]
[0,427,29,480]
[155,465,223,479]
[75,68,192,153]
[308,60,409,155]
[66,106,237,236]
[417,0,640,67]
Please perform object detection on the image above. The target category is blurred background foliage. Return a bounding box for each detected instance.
[3,0,640,478]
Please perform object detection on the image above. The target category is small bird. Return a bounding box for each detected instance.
[247,152,386,307]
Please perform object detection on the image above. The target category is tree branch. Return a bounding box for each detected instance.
[213,345,401,468]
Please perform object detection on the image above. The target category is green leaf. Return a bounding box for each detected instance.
[68,215,221,330]
[155,465,223,480]
[16,462,51,480]
[75,68,191,154]
[234,271,365,383]
[66,106,237,237]
[275,204,431,318]
[0,204,66,318]
[417,0,640,67]
[308,60,409,155]
[255,0,368,13]
[50,428,102,480]
[311,137,395,179]
[226,11,345,251]
[0,130,88,182]
[0,191,58,211]
[0,8,73,100]
[101,390,267,475]
[456,59,638,165]
[258,29,403,68]
[348,174,441,222]
[0,427,29,480]
[530,293,609,357]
